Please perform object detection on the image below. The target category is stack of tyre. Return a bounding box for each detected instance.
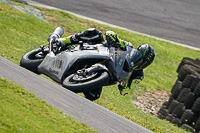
[158,57,200,133]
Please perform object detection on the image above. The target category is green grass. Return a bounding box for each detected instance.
[0,77,98,133]
[1,1,200,132]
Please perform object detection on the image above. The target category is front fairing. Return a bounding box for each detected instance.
[38,44,110,83]
[38,43,134,85]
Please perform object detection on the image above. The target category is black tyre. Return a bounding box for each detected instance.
[177,57,200,73]
[165,114,175,122]
[195,117,200,132]
[184,93,196,109]
[190,76,200,92]
[171,80,182,99]
[194,83,200,98]
[168,99,179,114]
[178,65,196,81]
[180,109,194,125]
[177,57,196,73]
[192,97,200,115]
[166,96,174,109]
[162,101,168,107]
[157,106,168,119]
[172,102,185,119]
[182,74,196,88]
[171,118,181,127]
[196,58,200,63]
[62,71,110,93]
[177,88,191,103]
[181,124,196,133]
[20,48,45,74]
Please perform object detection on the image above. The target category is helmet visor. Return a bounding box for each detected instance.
[130,49,143,70]
[137,61,151,70]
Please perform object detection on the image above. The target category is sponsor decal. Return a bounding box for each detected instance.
[49,59,64,75]
[49,68,59,75]
[118,51,123,57]
[51,59,64,70]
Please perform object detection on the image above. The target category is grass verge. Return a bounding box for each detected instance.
[1,1,200,132]
[0,77,97,133]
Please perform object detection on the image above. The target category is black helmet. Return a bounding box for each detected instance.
[130,44,155,70]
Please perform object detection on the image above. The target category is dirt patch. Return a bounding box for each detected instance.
[133,90,170,117]
[42,13,75,35]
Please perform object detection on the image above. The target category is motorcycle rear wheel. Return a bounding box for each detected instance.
[62,71,110,93]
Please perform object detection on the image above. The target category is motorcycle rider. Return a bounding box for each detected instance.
[55,28,155,101]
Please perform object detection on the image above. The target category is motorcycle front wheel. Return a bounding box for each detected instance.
[62,71,110,93]
[20,48,46,74]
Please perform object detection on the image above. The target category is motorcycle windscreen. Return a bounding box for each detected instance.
[130,49,143,70]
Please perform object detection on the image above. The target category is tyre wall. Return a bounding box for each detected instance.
[157,57,200,133]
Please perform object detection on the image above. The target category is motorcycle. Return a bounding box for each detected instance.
[20,27,137,93]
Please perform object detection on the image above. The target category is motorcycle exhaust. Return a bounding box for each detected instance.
[48,27,64,53]
[49,27,64,39]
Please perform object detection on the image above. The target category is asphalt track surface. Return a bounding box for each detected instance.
[0,57,153,133]
[29,0,200,49]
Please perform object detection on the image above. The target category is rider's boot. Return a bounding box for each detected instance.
[59,28,104,45]
[83,87,102,101]
[74,28,104,44]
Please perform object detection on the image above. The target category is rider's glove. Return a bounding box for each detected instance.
[105,31,119,47]
[55,38,66,47]
[118,83,131,96]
